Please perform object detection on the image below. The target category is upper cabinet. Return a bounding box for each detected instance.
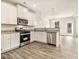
[17,4,36,26]
[1,1,17,24]
[17,5,29,19]
[17,5,25,19]
[1,2,36,26]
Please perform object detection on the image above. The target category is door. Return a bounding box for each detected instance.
[1,1,17,24]
[9,5,17,24]
[1,33,4,52]
[55,21,59,28]
[10,33,20,49]
[1,2,9,24]
[17,5,24,18]
[67,23,72,33]
[2,32,11,52]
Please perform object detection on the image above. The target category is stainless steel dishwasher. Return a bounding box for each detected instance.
[47,32,56,45]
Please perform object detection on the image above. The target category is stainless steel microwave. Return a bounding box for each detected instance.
[17,18,28,25]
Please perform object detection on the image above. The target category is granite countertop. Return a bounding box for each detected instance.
[1,30,19,33]
[33,28,59,32]
[1,28,59,33]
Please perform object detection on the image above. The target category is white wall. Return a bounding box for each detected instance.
[35,13,50,28]
[45,16,74,36]
[59,17,74,36]
[49,19,59,28]
[73,16,78,37]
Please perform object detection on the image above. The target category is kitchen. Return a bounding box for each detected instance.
[1,0,78,59]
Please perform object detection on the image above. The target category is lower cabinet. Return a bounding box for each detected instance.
[1,33,10,52]
[30,31,47,43]
[1,32,20,53]
[10,33,20,49]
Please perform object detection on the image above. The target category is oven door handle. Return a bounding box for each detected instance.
[20,33,30,35]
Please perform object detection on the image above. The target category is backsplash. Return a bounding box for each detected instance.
[1,24,34,31]
[1,25,16,31]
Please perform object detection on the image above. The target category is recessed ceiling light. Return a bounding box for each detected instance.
[33,4,37,8]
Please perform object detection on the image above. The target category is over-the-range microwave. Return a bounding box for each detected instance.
[17,18,28,25]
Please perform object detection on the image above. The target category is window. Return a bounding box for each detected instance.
[67,23,72,33]
[55,21,59,28]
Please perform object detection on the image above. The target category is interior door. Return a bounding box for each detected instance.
[67,23,72,33]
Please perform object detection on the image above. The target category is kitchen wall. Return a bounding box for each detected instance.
[35,13,50,28]
[73,16,78,37]
[48,16,77,36]
[59,17,74,36]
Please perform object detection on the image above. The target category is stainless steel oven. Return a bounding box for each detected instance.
[20,30,30,46]
[20,30,30,42]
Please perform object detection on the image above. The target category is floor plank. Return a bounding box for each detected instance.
[1,36,78,59]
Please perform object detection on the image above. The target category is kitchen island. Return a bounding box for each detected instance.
[30,28,60,47]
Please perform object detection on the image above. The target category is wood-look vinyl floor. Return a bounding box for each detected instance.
[1,36,78,59]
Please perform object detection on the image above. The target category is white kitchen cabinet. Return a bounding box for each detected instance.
[30,31,47,43]
[1,32,11,53]
[1,1,17,24]
[1,33,4,52]
[17,4,36,26]
[10,32,20,49]
[8,5,17,24]
[1,32,20,53]
[1,2,8,24]
[17,4,29,19]
[17,5,24,18]
[30,31,39,42]
[31,31,60,47]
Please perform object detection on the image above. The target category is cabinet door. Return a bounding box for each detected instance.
[9,5,17,24]
[1,33,4,52]
[23,7,28,19]
[2,33,11,52]
[17,5,24,18]
[1,2,5,23]
[1,2,17,24]
[1,2,9,24]
[10,33,20,49]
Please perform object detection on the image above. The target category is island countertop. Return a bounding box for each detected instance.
[32,28,60,32]
[30,28,60,47]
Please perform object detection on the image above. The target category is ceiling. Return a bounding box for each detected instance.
[2,0,78,17]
